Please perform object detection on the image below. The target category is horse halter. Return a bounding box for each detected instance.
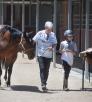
[19,33,34,53]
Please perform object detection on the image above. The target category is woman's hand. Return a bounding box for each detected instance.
[48,47,53,51]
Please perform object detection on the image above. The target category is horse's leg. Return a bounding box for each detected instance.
[1,61,8,87]
[4,64,8,82]
[22,51,24,58]
[7,64,13,87]
[0,61,2,86]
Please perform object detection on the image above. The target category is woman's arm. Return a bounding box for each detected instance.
[32,31,40,42]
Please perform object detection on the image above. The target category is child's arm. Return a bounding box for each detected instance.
[59,42,64,53]
[72,42,78,55]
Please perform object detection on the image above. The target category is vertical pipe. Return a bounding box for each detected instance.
[0,0,2,24]
[29,0,31,26]
[68,0,72,29]
[11,0,13,27]
[36,0,39,33]
[53,0,57,68]
[1,0,3,24]
[85,0,89,79]
[80,0,85,90]
[36,0,40,60]
[80,0,84,51]
[79,0,82,51]
[22,0,25,32]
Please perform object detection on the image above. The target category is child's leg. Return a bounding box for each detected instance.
[62,60,71,90]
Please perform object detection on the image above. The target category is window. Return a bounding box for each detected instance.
[72,0,92,30]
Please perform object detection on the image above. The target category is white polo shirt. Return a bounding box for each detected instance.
[33,30,57,58]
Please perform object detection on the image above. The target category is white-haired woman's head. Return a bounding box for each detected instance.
[45,21,53,34]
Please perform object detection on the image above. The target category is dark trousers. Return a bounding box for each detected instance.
[37,56,51,86]
[62,60,71,80]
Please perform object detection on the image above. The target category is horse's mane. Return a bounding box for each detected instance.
[0,25,22,40]
[0,25,9,34]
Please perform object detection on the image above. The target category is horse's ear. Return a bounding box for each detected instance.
[26,32,29,37]
[28,32,33,35]
[24,32,32,38]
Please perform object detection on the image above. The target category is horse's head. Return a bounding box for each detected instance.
[0,25,36,59]
[19,31,36,60]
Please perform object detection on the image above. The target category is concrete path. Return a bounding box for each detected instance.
[0,53,92,102]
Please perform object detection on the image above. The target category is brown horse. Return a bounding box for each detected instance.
[0,25,35,87]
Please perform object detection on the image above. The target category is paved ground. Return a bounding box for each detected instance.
[0,53,92,102]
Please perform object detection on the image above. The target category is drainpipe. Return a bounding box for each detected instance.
[85,0,90,79]
[36,0,40,60]
[53,0,57,68]
[22,0,25,32]
[11,0,13,27]
[29,0,31,26]
[36,0,39,33]
[68,0,72,29]
[1,0,3,24]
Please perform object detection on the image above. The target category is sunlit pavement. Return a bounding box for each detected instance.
[0,53,92,102]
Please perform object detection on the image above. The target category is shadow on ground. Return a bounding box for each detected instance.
[11,85,40,92]
[49,88,92,92]
[66,88,92,92]
[11,85,54,94]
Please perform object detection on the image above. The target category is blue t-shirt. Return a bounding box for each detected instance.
[33,30,57,58]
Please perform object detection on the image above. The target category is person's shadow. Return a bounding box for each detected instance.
[11,85,53,94]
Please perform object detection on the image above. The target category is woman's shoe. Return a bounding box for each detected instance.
[42,85,48,92]
[63,88,69,91]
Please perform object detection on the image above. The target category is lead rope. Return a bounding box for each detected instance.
[19,33,25,58]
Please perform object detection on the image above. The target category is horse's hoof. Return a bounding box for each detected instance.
[0,86,3,90]
[4,87,12,91]
[7,84,10,87]
[0,82,1,86]
[7,82,10,87]
[0,85,7,90]
[2,81,7,88]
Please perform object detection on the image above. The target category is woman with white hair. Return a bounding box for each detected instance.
[33,21,57,92]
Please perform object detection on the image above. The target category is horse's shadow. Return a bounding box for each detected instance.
[11,85,53,94]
